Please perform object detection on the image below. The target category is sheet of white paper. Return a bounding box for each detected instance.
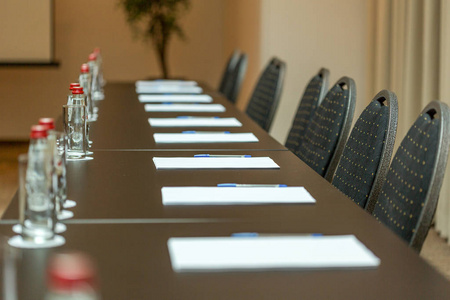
[153,157,279,169]
[144,104,225,112]
[136,80,198,86]
[148,118,242,127]
[168,235,380,272]
[161,187,315,205]
[154,133,258,143]
[136,85,203,94]
[138,94,213,103]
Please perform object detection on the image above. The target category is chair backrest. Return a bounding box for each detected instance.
[245,57,286,131]
[331,90,398,211]
[371,100,450,252]
[218,50,240,94]
[225,53,248,103]
[285,68,330,153]
[295,77,356,181]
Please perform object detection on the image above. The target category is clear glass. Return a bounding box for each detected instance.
[49,131,67,214]
[63,105,87,159]
[19,152,56,242]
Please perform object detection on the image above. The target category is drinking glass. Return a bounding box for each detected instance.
[63,105,87,159]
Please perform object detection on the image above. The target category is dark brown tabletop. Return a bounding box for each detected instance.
[88,82,286,151]
[1,221,449,300]
[2,150,371,222]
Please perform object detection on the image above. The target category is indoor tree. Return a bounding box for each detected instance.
[120,0,190,79]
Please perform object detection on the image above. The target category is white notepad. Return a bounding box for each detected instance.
[136,80,198,86]
[153,133,258,143]
[138,95,213,103]
[161,187,315,205]
[136,86,203,94]
[153,157,279,169]
[168,235,380,272]
[148,118,242,127]
[144,104,226,112]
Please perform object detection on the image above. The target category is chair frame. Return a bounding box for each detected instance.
[315,68,330,107]
[361,90,398,213]
[409,100,450,251]
[323,77,356,182]
[262,57,286,132]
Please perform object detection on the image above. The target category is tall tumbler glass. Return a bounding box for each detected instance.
[49,131,67,215]
[19,154,56,243]
[63,105,87,159]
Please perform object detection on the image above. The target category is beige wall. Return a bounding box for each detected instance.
[260,0,371,143]
[0,0,225,140]
[223,0,261,111]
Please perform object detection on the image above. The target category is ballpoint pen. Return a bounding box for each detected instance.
[194,154,251,158]
[217,183,287,187]
[231,233,323,237]
[177,116,220,119]
[182,131,230,134]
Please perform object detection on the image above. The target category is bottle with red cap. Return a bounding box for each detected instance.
[79,63,96,121]
[67,83,80,105]
[23,125,56,242]
[66,87,90,152]
[93,47,105,89]
[45,252,100,300]
[88,53,104,101]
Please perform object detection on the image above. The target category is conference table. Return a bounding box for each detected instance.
[1,82,449,299]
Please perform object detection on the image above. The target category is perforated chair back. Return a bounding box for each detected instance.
[332,90,398,211]
[285,68,329,153]
[371,100,450,252]
[295,77,356,181]
[245,57,286,131]
[218,50,240,94]
[224,53,248,103]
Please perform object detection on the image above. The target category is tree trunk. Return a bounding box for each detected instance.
[157,44,169,79]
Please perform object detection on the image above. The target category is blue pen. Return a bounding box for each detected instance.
[194,154,251,158]
[231,232,323,237]
[217,183,287,187]
[182,131,230,134]
[177,116,220,119]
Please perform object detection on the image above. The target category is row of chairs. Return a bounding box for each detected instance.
[218,52,450,252]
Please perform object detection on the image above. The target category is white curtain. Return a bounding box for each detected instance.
[369,0,450,242]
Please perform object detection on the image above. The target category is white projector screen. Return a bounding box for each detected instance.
[0,0,53,63]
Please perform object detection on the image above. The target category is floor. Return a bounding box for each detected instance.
[1,142,450,280]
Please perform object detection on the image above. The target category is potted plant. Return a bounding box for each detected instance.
[120,0,190,79]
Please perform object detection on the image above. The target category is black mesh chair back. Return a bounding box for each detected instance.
[218,50,240,94]
[245,57,286,131]
[371,100,450,252]
[332,90,398,211]
[223,53,248,103]
[295,77,356,181]
[285,68,330,153]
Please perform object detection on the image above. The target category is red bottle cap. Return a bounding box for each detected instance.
[30,125,48,139]
[72,87,84,95]
[88,53,97,61]
[39,118,55,130]
[69,83,80,90]
[93,47,100,54]
[47,252,98,292]
[80,63,90,73]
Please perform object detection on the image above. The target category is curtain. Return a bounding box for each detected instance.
[369,0,450,241]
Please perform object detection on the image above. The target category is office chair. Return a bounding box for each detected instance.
[295,77,356,181]
[218,50,240,96]
[225,53,248,103]
[285,68,329,153]
[331,90,398,211]
[245,57,286,131]
[371,100,450,252]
